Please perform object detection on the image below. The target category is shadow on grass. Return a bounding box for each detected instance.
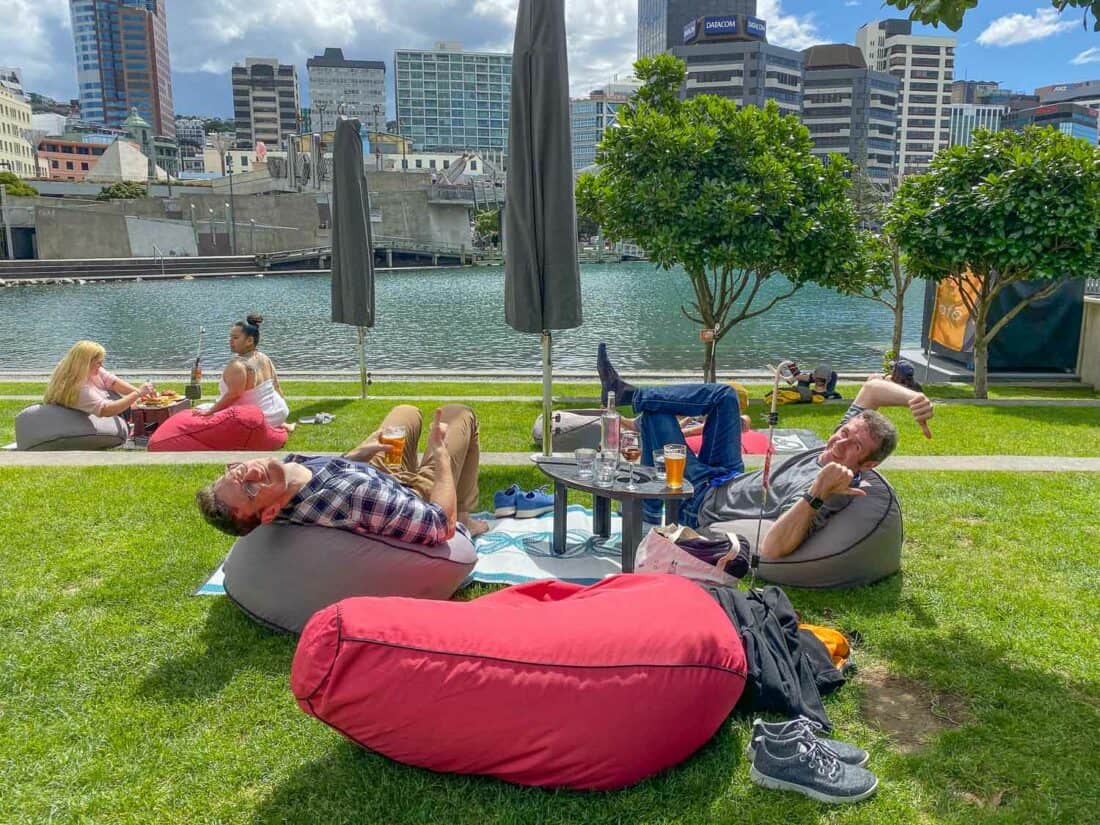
[872,627,1100,824]
[137,598,295,703]
[250,721,768,825]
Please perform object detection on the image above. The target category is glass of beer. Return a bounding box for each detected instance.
[379,425,407,470]
[664,444,687,489]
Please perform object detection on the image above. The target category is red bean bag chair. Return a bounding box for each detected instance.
[292,574,747,790]
[685,429,773,456]
[147,405,288,452]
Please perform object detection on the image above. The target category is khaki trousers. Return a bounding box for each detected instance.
[362,404,480,514]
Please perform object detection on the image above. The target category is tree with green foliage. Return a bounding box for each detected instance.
[887,127,1100,398]
[474,209,500,246]
[576,54,865,380]
[96,181,148,201]
[840,166,916,360]
[0,171,38,197]
[886,0,1100,31]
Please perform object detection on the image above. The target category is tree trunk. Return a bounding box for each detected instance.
[972,301,990,399]
[891,303,904,359]
[703,339,717,383]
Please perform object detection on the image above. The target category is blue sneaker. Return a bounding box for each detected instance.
[515,486,555,519]
[493,484,522,517]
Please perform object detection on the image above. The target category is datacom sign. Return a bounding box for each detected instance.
[745,16,767,39]
[683,20,699,44]
[702,15,739,37]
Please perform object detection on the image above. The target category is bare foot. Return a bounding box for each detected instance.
[283,422,297,433]
[462,517,491,537]
[741,415,751,431]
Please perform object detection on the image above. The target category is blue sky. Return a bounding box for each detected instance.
[1,1,1098,118]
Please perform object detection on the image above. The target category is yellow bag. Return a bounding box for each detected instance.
[799,623,851,669]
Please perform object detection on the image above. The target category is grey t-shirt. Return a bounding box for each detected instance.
[696,404,865,533]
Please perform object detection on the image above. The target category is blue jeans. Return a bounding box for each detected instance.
[633,383,744,526]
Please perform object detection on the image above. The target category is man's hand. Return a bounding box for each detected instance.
[344,442,392,463]
[810,462,867,500]
[428,408,449,453]
[909,393,934,439]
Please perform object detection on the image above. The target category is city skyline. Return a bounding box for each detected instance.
[3,0,1099,121]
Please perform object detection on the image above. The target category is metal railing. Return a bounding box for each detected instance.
[1087,278,1100,296]
[150,243,165,277]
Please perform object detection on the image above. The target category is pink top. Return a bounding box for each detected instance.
[74,366,119,416]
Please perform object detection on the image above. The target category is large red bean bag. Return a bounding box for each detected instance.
[147,405,287,451]
[292,574,747,790]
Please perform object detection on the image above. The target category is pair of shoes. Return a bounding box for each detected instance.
[597,343,637,408]
[747,718,876,805]
[492,484,555,518]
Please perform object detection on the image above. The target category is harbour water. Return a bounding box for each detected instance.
[0,262,924,373]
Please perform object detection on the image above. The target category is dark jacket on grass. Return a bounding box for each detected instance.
[705,585,846,731]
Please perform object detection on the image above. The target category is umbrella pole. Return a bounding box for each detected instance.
[541,330,553,456]
[358,326,368,400]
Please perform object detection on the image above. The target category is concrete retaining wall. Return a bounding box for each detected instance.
[35,207,131,259]
[126,216,198,257]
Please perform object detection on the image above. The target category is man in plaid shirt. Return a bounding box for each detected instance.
[196,404,487,543]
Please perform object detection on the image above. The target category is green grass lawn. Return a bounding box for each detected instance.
[1,466,1097,823]
[2,391,1097,456]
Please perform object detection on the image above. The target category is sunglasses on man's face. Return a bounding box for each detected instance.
[225,463,262,500]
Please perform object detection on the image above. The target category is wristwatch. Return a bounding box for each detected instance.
[801,491,825,511]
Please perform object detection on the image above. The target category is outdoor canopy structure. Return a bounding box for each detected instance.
[330,117,376,399]
[503,0,583,455]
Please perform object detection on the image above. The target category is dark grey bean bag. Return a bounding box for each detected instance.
[222,523,478,634]
[532,409,602,452]
[709,469,902,589]
[15,403,127,451]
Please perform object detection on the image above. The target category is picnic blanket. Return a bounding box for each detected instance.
[195,505,624,596]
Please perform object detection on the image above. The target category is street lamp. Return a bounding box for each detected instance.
[224,152,237,255]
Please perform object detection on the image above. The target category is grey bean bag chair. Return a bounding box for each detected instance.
[532,409,602,452]
[222,523,478,634]
[15,403,127,451]
[709,469,902,589]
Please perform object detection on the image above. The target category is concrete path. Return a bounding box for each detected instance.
[3,450,1099,472]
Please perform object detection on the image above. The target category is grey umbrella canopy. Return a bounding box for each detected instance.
[504,0,583,455]
[330,117,375,397]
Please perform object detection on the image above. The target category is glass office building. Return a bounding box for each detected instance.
[638,1,758,59]
[69,0,174,138]
[394,43,511,161]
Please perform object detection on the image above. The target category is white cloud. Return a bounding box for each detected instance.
[757,0,826,51]
[845,1,861,6]
[977,7,1075,47]
[0,0,72,97]
[1072,46,1100,65]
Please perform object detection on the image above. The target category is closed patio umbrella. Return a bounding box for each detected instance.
[330,117,375,398]
[504,0,583,456]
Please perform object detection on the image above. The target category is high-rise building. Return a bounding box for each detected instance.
[570,79,641,170]
[638,1,758,59]
[394,43,512,162]
[671,14,803,116]
[231,58,300,148]
[174,116,206,148]
[856,19,955,180]
[0,67,24,96]
[68,0,175,138]
[950,80,999,104]
[307,48,386,135]
[1036,79,1100,109]
[1005,102,1099,145]
[801,44,900,183]
[947,103,1005,147]
[0,83,35,177]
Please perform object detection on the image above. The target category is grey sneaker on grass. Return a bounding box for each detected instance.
[746,716,869,767]
[749,735,878,804]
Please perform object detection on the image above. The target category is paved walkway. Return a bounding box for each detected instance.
[2,450,1098,471]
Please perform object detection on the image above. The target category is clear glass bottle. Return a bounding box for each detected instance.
[600,390,621,455]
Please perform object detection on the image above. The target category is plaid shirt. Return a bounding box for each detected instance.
[276,455,460,546]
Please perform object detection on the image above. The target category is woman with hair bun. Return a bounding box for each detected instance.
[45,340,155,418]
[195,314,293,430]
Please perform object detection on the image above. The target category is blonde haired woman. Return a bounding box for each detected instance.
[45,341,154,418]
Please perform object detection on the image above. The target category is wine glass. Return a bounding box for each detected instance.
[619,430,642,491]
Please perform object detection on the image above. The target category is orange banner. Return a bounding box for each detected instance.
[930,273,981,352]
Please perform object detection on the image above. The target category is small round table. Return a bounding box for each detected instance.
[535,457,694,573]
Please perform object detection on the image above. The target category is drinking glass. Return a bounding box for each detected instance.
[574,448,596,480]
[652,449,667,481]
[664,444,687,489]
[594,451,618,488]
[379,425,407,470]
[620,430,642,491]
